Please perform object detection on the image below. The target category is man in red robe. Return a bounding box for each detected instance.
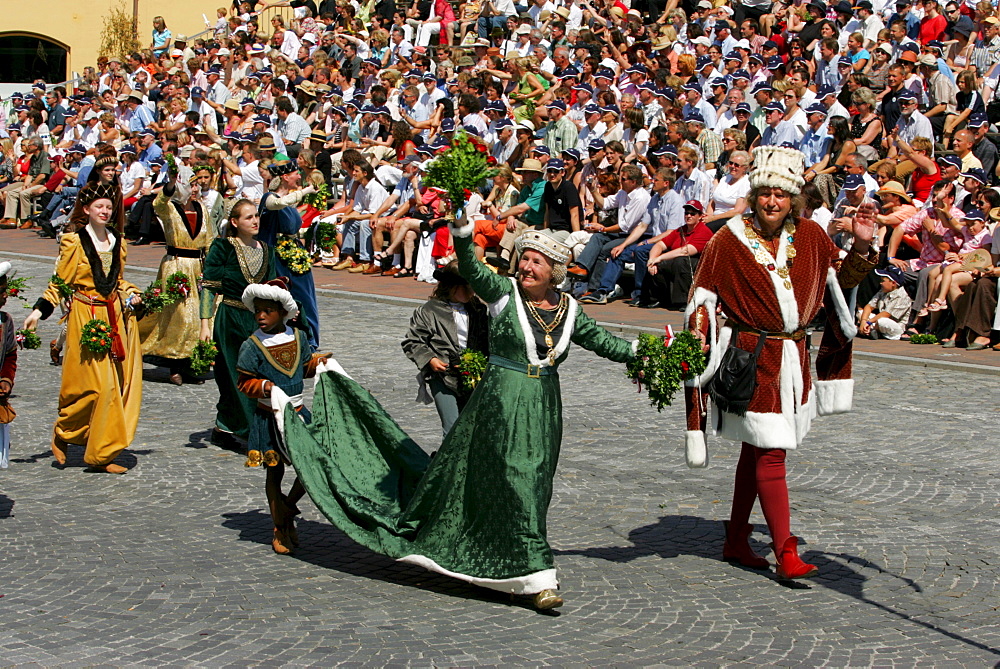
[683,146,878,579]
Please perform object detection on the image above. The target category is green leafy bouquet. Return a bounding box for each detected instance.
[141,280,180,313]
[3,276,30,305]
[189,340,219,376]
[51,275,74,300]
[626,328,707,412]
[15,329,41,350]
[422,129,499,211]
[303,183,331,209]
[315,221,337,253]
[910,333,939,345]
[455,348,487,391]
[165,271,193,300]
[80,319,114,356]
[275,236,312,275]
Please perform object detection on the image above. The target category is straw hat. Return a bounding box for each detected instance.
[876,180,913,203]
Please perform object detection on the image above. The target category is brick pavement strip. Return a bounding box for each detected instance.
[1,257,999,666]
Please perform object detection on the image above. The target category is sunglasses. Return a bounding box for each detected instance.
[728,161,746,167]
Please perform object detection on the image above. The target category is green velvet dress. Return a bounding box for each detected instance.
[277,233,634,594]
[200,238,276,439]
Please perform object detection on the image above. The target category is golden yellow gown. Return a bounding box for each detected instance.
[40,228,142,467]
[140,191,216,360]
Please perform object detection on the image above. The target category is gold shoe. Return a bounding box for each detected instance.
[262,449,280,467]
[331,258,353,270]
[245,450,263,467]
[532,589,564,610]
[347,262,370,273]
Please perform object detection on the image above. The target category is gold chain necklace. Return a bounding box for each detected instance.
[523,291,569,363]
[744,218,797,290]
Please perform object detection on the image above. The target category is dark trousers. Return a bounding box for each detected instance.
[577,231,626,290]
[648,255,699,307]
[953,276,998,341]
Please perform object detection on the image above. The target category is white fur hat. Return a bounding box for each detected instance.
[515,230,572,265]
[0,262,10,280]
[749,146,806,196]
[242,278,299,322]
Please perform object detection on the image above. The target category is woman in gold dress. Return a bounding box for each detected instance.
[140,168,216,384]
[24,181,144,474]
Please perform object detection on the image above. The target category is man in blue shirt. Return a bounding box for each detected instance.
[757,101,799,148]
[799,104,832,175]
[136,129,162,169]
[125,93,154,132]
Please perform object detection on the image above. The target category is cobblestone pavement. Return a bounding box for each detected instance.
[1,258,999,667]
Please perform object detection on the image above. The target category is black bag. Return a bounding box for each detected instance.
[706,330,767,417]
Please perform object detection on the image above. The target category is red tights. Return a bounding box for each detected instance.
[730,442,791,548]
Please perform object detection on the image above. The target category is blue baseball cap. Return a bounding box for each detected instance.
[806,103,828,116]
[844,173,865,190]
[546,100,567,112]
[696,56,713,69]
[763,101,785,113]
[495,118,514,129]
[710,77,729,88]
[735,102,752,113]
[685,110,706,123]
[531,145,551,155]
[725,51,742,62]
[545,158,566,170]
[936,154,961,169]
[967,112,989,128]
[817,85,837,98]
[682,81,701,93]
[440,118,456,131]
[573,82,595,94]
[732,69,750,81]
[561,148,581,161]
[766,56,785,70]
[874,265,905,285]
[961,167,988,183]
[588,138,606,151]
[594,68,615,80]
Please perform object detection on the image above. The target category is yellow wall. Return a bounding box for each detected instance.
[1,0,240,81]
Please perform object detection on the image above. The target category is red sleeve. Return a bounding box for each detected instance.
[1,347,17,389]
[662,229,681,250]
[237,372,268,398]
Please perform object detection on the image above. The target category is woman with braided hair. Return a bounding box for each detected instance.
[23,179,144,474]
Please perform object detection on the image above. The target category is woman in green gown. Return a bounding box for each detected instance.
[274,221,636,610]
[200,199,276,445]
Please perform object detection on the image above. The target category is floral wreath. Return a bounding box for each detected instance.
[275,236,312,275]
[626,327,707,412]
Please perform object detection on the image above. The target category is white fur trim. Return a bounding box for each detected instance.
[685,430,709,468]
[815,378,854,415]
[0,262,10,280]
[397,555,558,595]
[726,218,799,333]
[511,278,577,368]
[315,357,354,382]
[631,339,640,355]
[242,283,299,321]
[749,146,806,195]
[684,287,722,387]
[449,209,475,238]
[269,385,293,441]
[825,267,857,339]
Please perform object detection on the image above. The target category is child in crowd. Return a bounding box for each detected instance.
[236,278,329,555]
[858,266,913,340]
[0,262,19,469]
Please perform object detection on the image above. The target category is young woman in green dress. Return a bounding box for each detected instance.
[199,199,276,446]
[273,219,637,611]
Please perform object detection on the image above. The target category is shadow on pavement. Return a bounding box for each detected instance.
[220,508,558,614]
[560,514,1000,658]
[0,493,13,518]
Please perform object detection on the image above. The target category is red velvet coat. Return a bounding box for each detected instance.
[682,216,876,464]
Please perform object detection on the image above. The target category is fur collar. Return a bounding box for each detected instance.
[77,226,122,297]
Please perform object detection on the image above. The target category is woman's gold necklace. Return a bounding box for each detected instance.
[524,291,568,361]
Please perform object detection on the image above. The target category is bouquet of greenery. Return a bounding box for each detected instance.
[275,236,312,275]
[51,274,74,300]
[455,348,488,391]
[910,333,939,345]
[80,319,114,356]
[15,329,41,350]
[3,276,30,305]
[164,152,178,175]
[141,280,179,313]
[315,222,337,253]
[189,340,219,376]
[422,129,499,211]
[303,183,331,209]
[165,271,193,300]
[626,328,707,412]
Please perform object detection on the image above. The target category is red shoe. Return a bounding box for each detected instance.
[773,536,818,579]
[722,520,770,569]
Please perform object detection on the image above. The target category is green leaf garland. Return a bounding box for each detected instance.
[456,348,487,391]
[15,329,41,350]
[909,333,939,345]
[80,318,114,356]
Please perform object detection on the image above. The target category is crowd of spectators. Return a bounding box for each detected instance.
[1,0,999,349]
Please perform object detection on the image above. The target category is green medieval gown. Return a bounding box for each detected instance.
[272,232,635,595]
[200,237,276,440]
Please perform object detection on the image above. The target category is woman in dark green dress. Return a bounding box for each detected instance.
[274,220,636,610]
[200,199,276,444]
